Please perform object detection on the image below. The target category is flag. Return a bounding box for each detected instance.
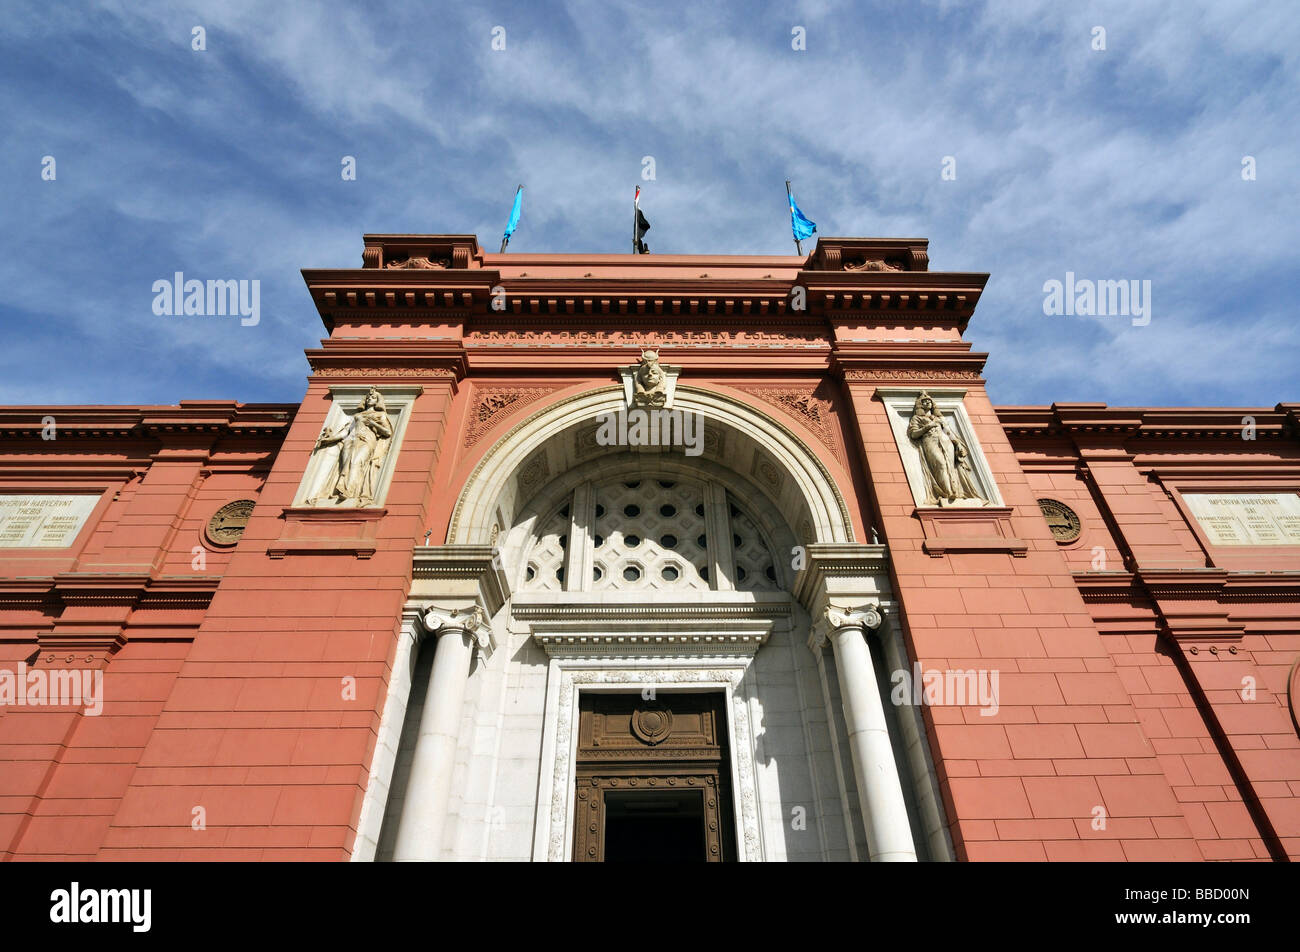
[502,185,523,248]
[788,190,816,242]
[634,186,650,254]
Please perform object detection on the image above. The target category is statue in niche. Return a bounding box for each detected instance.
[632,349,668,408]
[906,392,986,506]
[308,388,395,507]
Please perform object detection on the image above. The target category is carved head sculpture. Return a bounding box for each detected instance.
[638,350,664,385]
[359,388,387,412]
[912,391,936,416]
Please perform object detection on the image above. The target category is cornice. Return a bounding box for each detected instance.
[833,341,989,380]
[411,544,509,616]
[1073,569,1300,604]
[306,235,990,330]
[997,404,1298,442]
[304,340,468,380]
[0,573,221,613]
[0,403,295,439]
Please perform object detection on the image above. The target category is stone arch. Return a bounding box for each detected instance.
[448,385,856,548]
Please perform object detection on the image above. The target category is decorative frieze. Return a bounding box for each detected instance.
[466,328,825,347]
[844,369,982,382]
[464,387,558,448]
[312,367,456,378]
[741,385,843,463]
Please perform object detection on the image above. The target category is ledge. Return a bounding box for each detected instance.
[280,506,388,522]
[267,540,377,559]
[916,507,1028,557]
[268,507,388,558]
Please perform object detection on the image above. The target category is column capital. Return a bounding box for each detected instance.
[420,604,496,657]
[793,543,891,623]
[809,604,884,652]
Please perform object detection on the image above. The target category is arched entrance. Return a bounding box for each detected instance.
[355,385,949,862]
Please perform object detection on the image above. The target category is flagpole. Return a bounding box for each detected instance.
[785,179,802,256]
[633,188,638,254]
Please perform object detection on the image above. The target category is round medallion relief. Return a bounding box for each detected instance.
[1037,498,1082,544]
[205,499,256,547]
[630,703,674,745]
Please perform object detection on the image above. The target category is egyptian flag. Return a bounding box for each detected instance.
[634,186,650,254]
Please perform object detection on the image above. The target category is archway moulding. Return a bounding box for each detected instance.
[447,384,860,551]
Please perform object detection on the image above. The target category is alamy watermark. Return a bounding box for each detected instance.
[891,662,1000,716]
[0,662,103,716]
[595,408,704,457]
[152,272,260,326]
[1042,272,1150,326]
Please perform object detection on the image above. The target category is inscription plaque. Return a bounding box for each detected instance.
[1183,492,1300,547]
[0,495,99,548]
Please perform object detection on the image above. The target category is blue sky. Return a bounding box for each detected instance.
[1,0,1296,408]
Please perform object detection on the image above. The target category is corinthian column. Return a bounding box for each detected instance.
[812,606,917,862]
[390,605,495,861]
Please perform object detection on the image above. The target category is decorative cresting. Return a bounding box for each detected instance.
[295,385,421,508]
[448,385,854,547]
[384,254,450,269]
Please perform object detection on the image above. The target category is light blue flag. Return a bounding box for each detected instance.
[789,191,816,241]
[502,185,523,245]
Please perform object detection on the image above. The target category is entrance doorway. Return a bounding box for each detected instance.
[572,692,736,862]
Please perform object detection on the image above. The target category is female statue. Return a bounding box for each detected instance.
[311,388,394,506]
[906,392,985,505]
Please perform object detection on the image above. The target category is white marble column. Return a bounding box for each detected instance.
[390,605,494,861]
[814,606,916,862]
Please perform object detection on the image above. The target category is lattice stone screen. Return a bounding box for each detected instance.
[520,474,781,594]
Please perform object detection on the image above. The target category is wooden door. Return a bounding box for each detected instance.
[572,692,736,862]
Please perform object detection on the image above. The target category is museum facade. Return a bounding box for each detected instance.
[1,233,1297,861]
